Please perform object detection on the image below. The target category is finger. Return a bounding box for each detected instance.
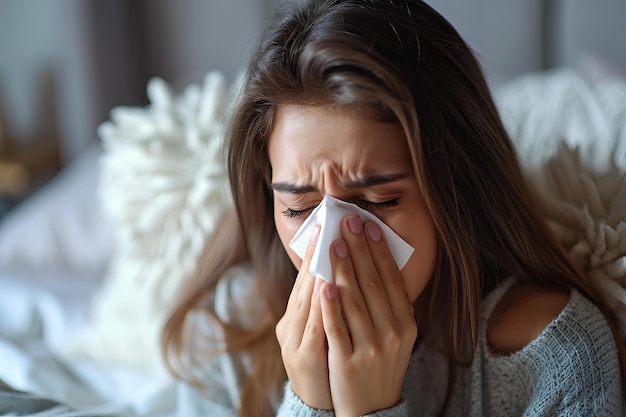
[300,277,327,349]
[320,281,352,358]
[330,237,374,342]
[340,215,394,326]
[280,225,320,346]
[363,221,413,321]
[284,224,320,313]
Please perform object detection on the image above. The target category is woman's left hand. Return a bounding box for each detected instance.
[320,215,418,417]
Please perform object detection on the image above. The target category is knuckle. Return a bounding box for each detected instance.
[381,328,402,350]
[380,320,417,351]
[294,297,307,313]
[346,292,368,316]
[381,264,403,286]
[363,270,384,292]
[304,321,322,338]
[290,279,303,297]
[402,319,418,344]
[275,318,284,336]
[325,322,344,340]
[275,319,288,343]
[341,359,360,378]
[362,344,380,362]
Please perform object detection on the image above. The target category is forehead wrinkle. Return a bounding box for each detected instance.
[272,158,406,197]
[270,158,326,194]
[271,158,353,195]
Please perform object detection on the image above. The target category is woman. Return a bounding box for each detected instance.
[163,0,625,415]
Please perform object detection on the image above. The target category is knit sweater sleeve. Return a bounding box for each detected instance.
[277,382,409,417]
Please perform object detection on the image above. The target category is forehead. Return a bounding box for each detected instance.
[268,104,411,177]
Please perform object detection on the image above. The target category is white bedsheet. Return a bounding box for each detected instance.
[0,267,188,416]
[0,145,190,416]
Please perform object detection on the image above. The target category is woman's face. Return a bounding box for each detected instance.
[268,104,438,303]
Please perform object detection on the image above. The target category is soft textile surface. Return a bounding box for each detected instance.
[0,148,180,415]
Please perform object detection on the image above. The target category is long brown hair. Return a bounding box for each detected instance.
[163,0,626,415]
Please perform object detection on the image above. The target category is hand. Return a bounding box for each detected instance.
[320,216,417,417]
[275,225,333,410]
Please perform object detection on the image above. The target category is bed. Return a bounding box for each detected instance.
[0,1,625,416]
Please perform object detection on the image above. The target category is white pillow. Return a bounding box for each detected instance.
[64,71,235,372]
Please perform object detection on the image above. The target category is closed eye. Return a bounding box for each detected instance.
[281,198,399,219]
[281,207,315,218]
[360,198,400,210]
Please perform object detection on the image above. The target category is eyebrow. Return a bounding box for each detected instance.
[270,173,409,194]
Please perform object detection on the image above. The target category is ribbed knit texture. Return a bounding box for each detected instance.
[401,281,623,416]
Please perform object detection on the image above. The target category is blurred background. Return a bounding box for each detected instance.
[0,0,625,212]
[0,0,270,208]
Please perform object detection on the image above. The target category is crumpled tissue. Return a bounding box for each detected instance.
[289,195,414,283]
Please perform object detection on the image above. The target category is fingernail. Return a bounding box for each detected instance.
[348,215,362,234]
[310,225,320,246]
[334,240,348,259]
[324,283,337,300]
[314,277,323,294]
[365,222,382,242]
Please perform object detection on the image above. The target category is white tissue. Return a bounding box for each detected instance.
[288,195,414,283]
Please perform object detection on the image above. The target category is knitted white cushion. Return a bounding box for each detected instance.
[64,72,236,372]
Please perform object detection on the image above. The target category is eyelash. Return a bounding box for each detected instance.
[281,198,400,218]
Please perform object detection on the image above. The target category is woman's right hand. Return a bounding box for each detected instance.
[275,225,333,410]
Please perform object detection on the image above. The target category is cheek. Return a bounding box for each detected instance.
[274,209,304,271]
[401,247,437,303]
[395,214,438,303]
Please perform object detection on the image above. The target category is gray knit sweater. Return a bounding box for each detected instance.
[180,268,623,416]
